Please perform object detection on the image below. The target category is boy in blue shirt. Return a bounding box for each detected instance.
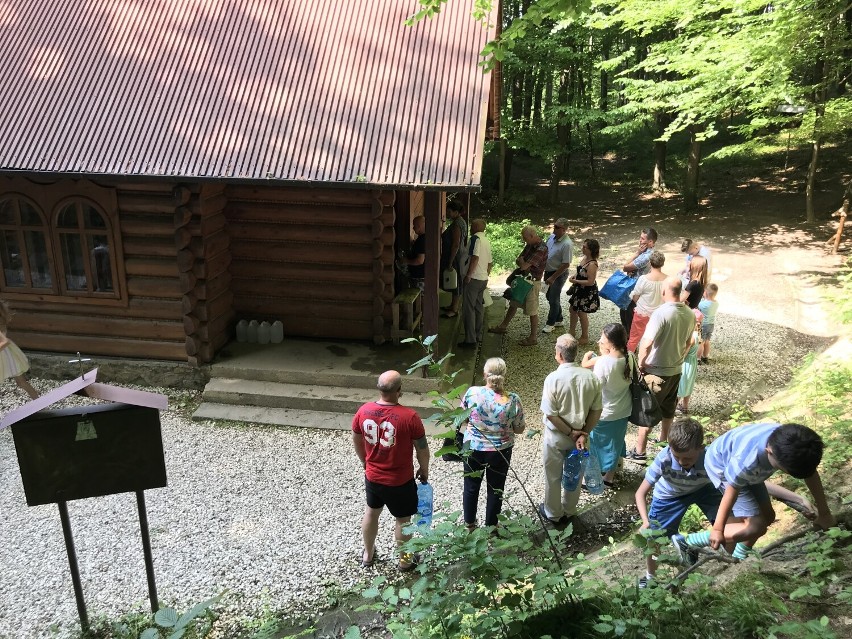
[675,422,835,560]
[635,418,721,587]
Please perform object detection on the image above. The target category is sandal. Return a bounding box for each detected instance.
[488,326,507,334]
[603,480,615,489]
[441,311,459,319]
[361,549,377,569]
[518,337,538,346]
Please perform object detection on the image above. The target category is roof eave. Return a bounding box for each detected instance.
[0,170,482,193]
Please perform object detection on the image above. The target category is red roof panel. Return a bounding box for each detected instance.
[0,0,495,188]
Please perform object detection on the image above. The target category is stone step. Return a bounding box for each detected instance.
[201,378,439,417]
[208,363,441,394]
[192,402,448,436]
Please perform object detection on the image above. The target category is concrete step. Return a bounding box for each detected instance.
[201,378,439,417]
[209,363,441,394]
[192,402,447,435]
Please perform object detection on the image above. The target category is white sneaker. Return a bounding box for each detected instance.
[554,321,564,327]
[542,324,555,333]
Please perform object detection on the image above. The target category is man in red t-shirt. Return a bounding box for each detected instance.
[352,370,430,571]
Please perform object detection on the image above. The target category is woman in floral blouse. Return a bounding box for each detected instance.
[461,357,526,530]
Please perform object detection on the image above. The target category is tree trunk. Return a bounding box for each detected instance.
[684,128,701,211]
[533,68,545,126]
[498,138,506,207]
[806,139,820,223]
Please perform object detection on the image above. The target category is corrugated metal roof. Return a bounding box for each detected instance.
[0,0,495,188]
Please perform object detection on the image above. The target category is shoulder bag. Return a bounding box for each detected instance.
[628,354,662,428]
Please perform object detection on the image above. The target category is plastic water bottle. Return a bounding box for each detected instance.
[562,449,582,491]
[235,320,248,342]
[583,450,605,495]
[416,482,433,527]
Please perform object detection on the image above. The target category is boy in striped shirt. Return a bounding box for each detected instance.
[635,418,721,587]
[674,422,835,561]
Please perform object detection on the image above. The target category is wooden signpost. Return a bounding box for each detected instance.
[1,368,168,631]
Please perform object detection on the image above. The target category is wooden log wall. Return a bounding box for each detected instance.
[176,183,235,365]
[3,179,188,361]
[225,186,395,343]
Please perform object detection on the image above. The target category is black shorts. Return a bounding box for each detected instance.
[365,478,418,518]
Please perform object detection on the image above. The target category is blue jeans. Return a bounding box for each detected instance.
[544,270,569,326]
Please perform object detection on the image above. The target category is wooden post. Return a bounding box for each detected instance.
[423,192,442,338]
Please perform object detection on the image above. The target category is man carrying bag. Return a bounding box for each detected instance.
[489,226,548,346]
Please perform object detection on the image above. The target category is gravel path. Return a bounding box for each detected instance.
[0,215,840,638]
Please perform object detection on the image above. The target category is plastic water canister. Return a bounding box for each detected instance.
[271,320,284,343]
[258,321,271,344]
[247,320,259,343]
[236,320,248,342]
[583,450,605,495]
[416,482,433,527]
[561,449,582,491]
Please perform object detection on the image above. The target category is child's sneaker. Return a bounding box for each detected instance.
[671,534,699,566]
[554,321,564,327]
[638,575,653,589]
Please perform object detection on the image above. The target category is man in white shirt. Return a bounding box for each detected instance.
[459,219,493,347]
[629,277,695,462]
[542,218,573,333]
[539,334,603,526]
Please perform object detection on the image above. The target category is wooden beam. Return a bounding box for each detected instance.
[422,191,443,338]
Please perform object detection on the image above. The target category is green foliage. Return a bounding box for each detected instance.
[679,504,709,535]
[727,401,755,430]
[828,257,852,327]
[139,595,223,639]
[402,335,472,461]
[778,353,852,476]
[359,512,579,638]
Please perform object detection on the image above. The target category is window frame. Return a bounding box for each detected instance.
[0,193,58,294]
[53,197,121,299]
[0,179,126,307]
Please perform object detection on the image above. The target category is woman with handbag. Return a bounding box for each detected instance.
[581,323,632,487]
[567,239,601,345]
[460,357,526,530]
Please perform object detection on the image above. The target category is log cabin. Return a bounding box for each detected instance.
[0,0,500,365]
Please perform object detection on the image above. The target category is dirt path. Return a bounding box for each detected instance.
[504,183,848,337]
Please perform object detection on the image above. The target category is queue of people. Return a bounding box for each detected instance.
[365,218,835,587]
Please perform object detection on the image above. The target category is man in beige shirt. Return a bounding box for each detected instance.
[539,334,603,525]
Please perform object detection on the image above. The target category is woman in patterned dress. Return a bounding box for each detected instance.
[567,239,601,345]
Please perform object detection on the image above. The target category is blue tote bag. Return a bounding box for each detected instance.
[599,271,636,310]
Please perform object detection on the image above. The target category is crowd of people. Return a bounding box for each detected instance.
[359,215,836,585]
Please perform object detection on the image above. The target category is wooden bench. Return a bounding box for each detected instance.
[391,287,423,344]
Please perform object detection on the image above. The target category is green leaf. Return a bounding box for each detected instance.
[399,587,411,600]
[344,626,362,639]
[423,334,437,347]
[139,629,161,639]
[154,608,178,628]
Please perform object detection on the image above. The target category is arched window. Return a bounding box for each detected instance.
[0,196,54,291]
[55,200,117,296]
